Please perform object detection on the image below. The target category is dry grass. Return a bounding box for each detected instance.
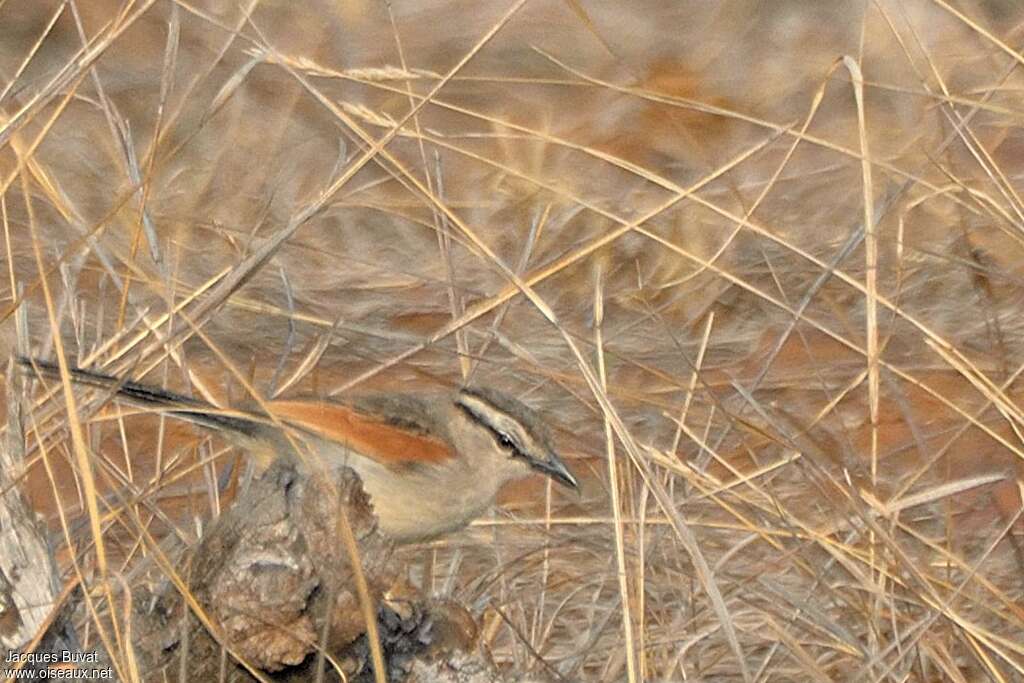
[3,0,1024,680]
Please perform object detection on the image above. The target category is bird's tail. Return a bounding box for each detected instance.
[17,356,260,437]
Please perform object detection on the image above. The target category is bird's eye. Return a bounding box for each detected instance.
[498,434,515,450]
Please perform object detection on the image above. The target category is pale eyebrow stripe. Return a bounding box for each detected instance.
[456,395,529,451]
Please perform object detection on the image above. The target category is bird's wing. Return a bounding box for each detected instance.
[265,399,455,467]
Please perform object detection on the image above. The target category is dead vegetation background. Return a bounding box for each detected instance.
[2,0,1024,680]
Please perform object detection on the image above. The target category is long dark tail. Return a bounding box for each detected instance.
[18,357,259,437]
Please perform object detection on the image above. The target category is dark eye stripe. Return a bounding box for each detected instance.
[491,429,524,456]
[455,395,528,456]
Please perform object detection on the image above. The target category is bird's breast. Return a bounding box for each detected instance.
[309,438,502,543]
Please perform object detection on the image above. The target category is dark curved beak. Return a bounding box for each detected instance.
[532,453,578,489]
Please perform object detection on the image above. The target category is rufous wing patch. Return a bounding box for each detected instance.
[265,400,453,467]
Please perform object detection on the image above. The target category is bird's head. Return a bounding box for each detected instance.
[453,387,578,490]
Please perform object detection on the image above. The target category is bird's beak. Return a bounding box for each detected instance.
[532,453,578,489]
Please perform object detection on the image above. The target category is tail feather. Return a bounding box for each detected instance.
[18,357,259,436]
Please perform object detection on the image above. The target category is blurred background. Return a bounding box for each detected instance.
[2,0,1024,680]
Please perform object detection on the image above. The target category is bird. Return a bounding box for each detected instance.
[19,357,578,543]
